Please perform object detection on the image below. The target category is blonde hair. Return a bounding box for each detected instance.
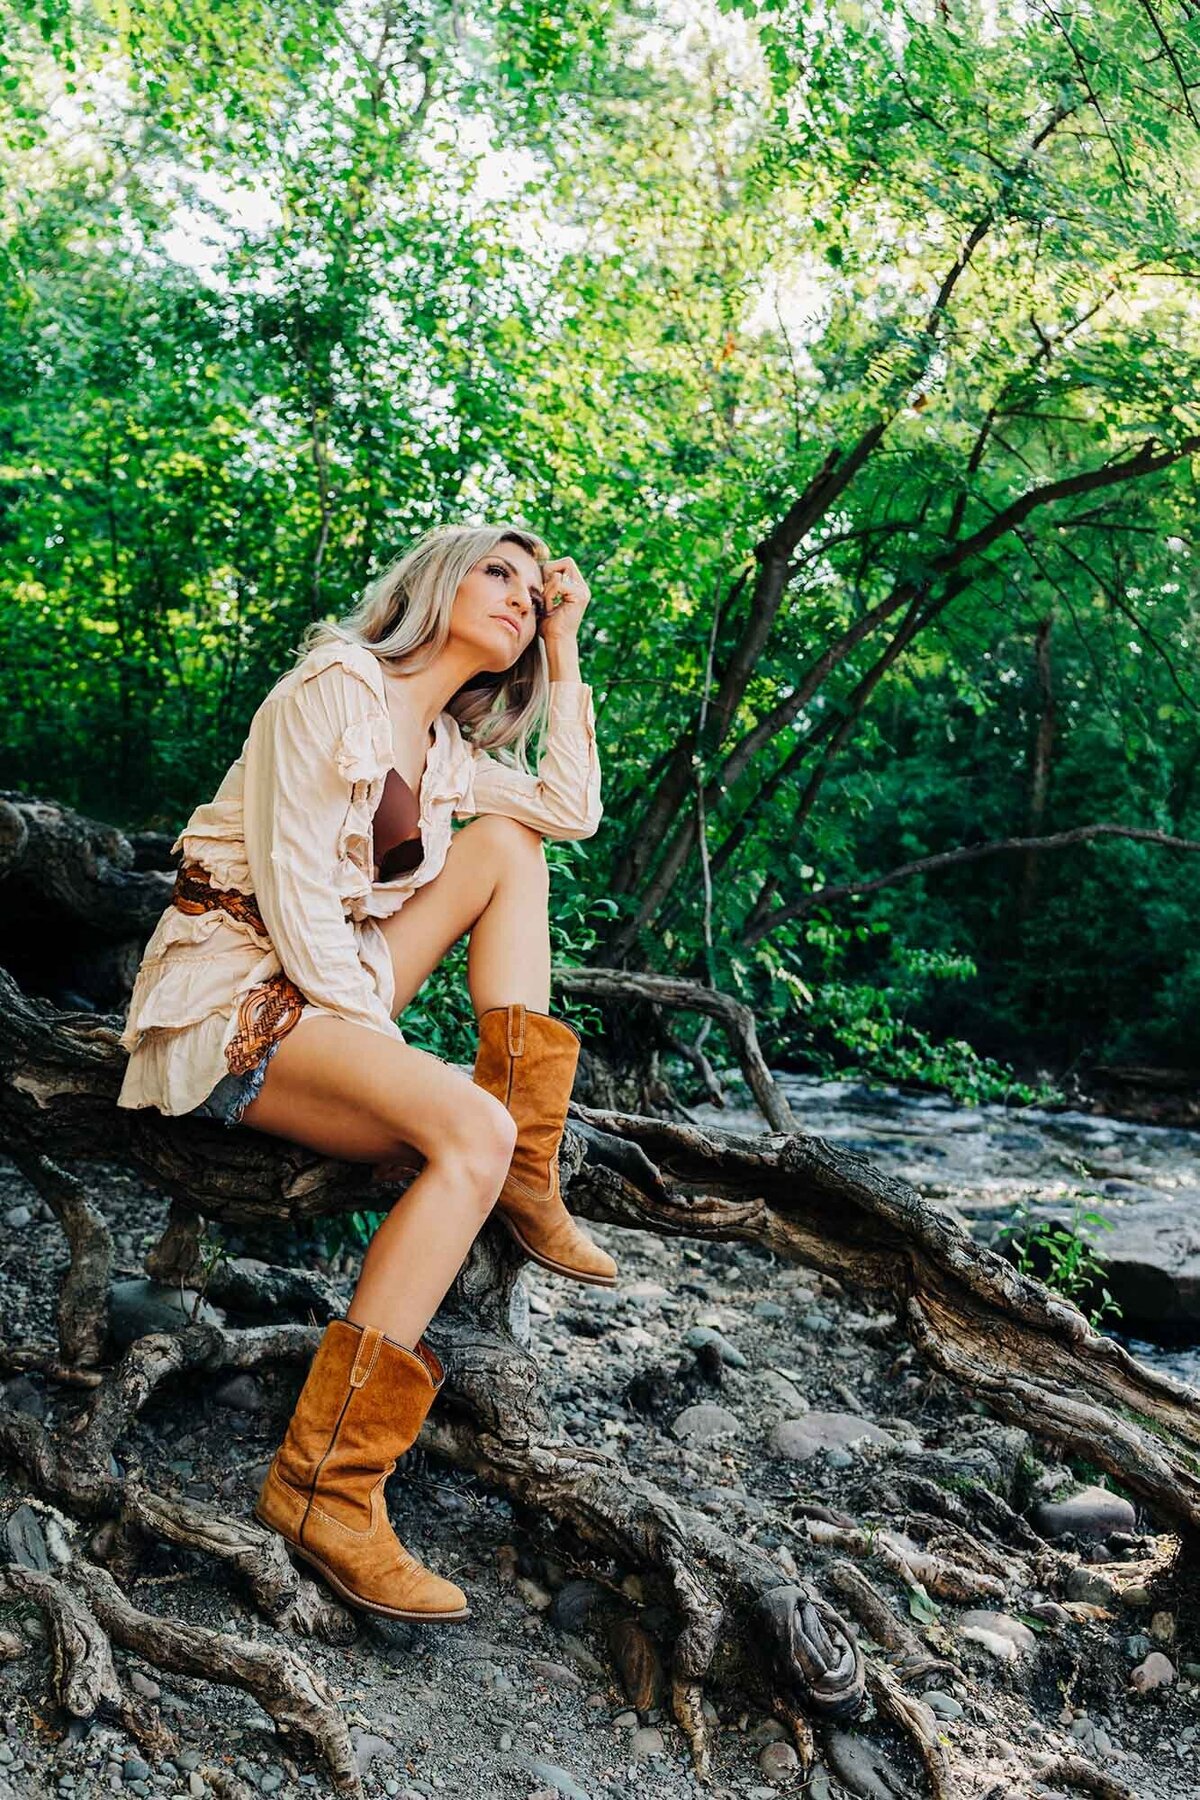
[298,522,554,772]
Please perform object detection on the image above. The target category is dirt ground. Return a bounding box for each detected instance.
[0,1148,1195,1800]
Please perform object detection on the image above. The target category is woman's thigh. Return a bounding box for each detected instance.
[236,1011,490,1165]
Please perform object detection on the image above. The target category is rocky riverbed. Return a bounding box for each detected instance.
[0,1085,1196,1800]
[692,1072,1200,1386]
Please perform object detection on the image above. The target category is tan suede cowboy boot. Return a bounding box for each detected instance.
[253,1317,469,1622]
[472,1002,618,1287]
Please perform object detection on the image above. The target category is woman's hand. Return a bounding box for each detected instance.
[537,556,591,644]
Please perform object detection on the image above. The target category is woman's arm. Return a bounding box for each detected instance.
[242,666,403,1039]
[456,678,603,840]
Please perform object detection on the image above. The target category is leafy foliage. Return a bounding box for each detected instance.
[3,0,1199,1092]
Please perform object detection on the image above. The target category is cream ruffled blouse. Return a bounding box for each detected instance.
[116,638,603,1118]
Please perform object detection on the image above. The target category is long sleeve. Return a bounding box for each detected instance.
[455,680,603,840]
[242,665,403,1041]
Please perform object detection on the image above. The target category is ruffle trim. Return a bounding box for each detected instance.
[334,709,394,785]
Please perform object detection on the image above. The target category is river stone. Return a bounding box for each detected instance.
[770,1412,894,1463]
[1065,1566,1118,1606]
[109,1279,225,1348]
[4,1505,49,1572]
[1032,1484,1137,1542]
[824,1728,908,1800]
[962,1193,1200,1333]
[759,1741,799,1778]
[351,1729,394,1774]
[760,1369,809,1412]
[549,1579,602,1633]
[671,1403,741,1442]
[957,1610,1037,1662]
[684,1326,747,1368]
[529,1658,582,1688]
[525,1762,590,1800]
[1130,1651,1176,1692]
[213,1374,265,1413]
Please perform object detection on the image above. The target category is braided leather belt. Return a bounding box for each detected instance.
[170,860,307,1077]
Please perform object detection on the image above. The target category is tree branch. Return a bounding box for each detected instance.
[743,822,1200,945]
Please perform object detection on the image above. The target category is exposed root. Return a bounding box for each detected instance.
[570,1107,1200,1532]
[803,1520,1008,1604]
[71,1559,363,1799]
[77,1322,319,1477]
[767,1691,817,1773]
[0,1399,115,1517]
[865,1658,953,1800]
[1029,1754,1138,1800]
[119,1482,356,1644]
[201,1771,261,1800]
[896,1513,1025,1590]
[0,1345,105,1387]
[895,1470,1050,1558]
[6,1149,112,1368]
[670,1675,713,1782]
[422,1312,867,1762]
[824,1560,960,1687]
[144,1201,345,1322]
[1,1564,172,1756]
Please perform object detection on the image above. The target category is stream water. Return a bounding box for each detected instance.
[691,1072,1200,1391]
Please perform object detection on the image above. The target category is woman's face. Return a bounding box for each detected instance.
[450,540,544,671]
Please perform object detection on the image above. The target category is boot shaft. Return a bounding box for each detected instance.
[473,1004,581,1167]
[274,1319,443,1528]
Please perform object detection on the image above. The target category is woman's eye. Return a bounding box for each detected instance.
[486,563,508,580]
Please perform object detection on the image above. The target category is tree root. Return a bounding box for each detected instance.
[6,1148,112,1367]
[420,1310,866,1781]
[117,1482,356,1644]
[76,1322,318,1485]
[1029,1754,1138,1800]
[864,1659,952,1800]
[0,1324,358,1792]
[824,1560,961,1687]
[143,1199,346,1322]
[803,1520,1009,1604]
[432,1404,865,1779]
[1,960,1194,1791]
[1,1563,172,1757]
[71,1559,362,1798]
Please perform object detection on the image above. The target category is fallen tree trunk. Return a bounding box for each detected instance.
[8,962,1198,1546]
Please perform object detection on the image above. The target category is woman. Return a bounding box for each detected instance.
[116,522,618,1626]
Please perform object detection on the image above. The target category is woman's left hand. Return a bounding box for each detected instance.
[538,556,591,642]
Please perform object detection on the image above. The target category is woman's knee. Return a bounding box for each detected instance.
[427,1087,516,1205]
[457,811,548,875]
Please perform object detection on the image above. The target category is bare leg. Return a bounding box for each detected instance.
[237,814,554,1347]
[238,1021,514,1348]
[379,812,552,1018]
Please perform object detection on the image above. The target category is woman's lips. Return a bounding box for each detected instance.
[493,615,520,637]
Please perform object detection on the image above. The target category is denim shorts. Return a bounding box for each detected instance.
[189,1036,283,1129]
